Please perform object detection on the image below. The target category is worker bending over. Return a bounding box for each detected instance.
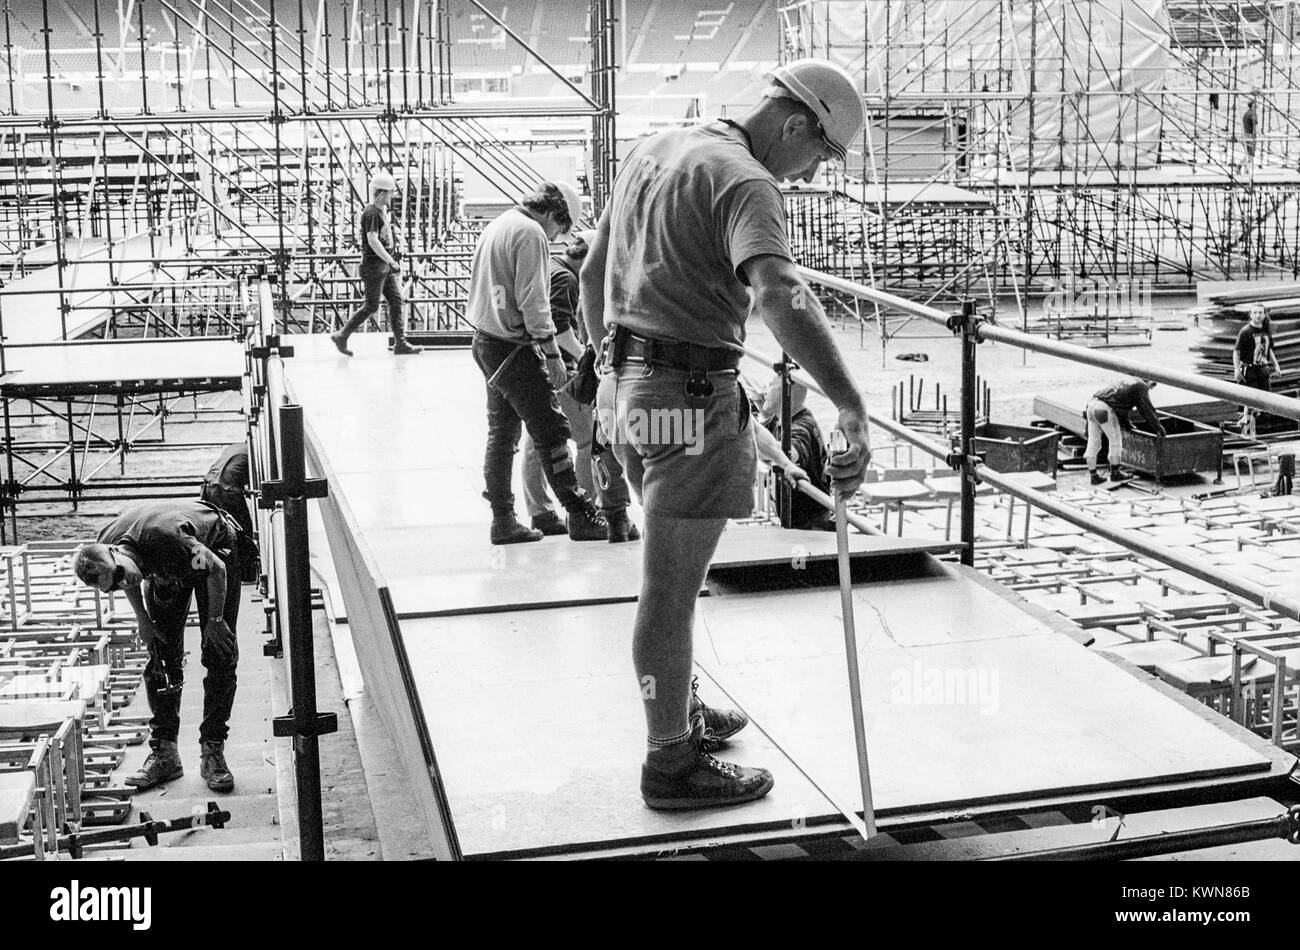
[73,500,247,793]
[1084,376,1165,485]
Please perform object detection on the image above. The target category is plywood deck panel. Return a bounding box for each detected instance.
[403,566,1271,857]
[328,521,953,618]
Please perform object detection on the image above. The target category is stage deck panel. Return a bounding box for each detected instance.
[338,522,952,618]
[287,335,955,617]
[285,333,1285,859]
[0,339,244,395]
[404,567,1270,858]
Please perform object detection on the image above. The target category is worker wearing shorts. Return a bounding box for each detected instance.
[581,59,872,811]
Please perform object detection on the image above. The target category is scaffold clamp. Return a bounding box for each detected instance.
[273,710,339,739]
[258,476,328,507]
[946,298,983,339]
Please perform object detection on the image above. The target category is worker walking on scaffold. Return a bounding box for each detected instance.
[331,170,423,356]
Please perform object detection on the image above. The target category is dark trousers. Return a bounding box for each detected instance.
[342,265,406,342]
[471,330,586,515]
[142,557,242,750]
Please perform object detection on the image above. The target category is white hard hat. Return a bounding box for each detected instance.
[550,181,584,230]
[371,171,398,193]
[765,59,865,162]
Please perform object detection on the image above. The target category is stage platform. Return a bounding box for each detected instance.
[283,333,1295,859]
[0,338,244,397]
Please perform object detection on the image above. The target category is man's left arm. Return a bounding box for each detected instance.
[550,270,583,362]
[753,422,807,485]
[1136,386,1165,436]
[579,206,613,347]
[188,540,237,662]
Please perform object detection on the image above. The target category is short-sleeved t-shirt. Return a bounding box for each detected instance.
[358,203,393,270]
[204,444,249,494]
[603,121,793,352]
[1236,324,1273,366]
[97,501,235,580]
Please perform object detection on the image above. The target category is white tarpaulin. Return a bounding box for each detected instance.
[807,1,1172,169]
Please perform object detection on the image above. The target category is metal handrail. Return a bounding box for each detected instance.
[799,265,1300,422]
[745,266,1300,623]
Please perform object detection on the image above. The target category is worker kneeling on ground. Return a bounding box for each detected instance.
[73,499,246,793]
[582,58,871,811]
[1084,376,1165,486]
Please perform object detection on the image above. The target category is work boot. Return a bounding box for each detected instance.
[641,719,774,811]
[199,739,235,793]
[491,512,544,545]
[329,331,354,357]
[1089,471,1106,486]
[690,674,749,752]
[530,511,568,537]
[605,511,641,544]
[1110,466,1133,482]
[566,501,608,541]
[125,740,184,790]
[392,339,423,355]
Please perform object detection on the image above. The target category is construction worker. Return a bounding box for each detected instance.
[72,500,246,793]
[1242,99,1257,167]
[330,170,422,356]
[520,232,640,542]
[582,59,871,810]
[200,443,260,582]
[758,375,834,531]
[468,181,606,545]
[1234,304,1282,428]
[1084,377,1165,485]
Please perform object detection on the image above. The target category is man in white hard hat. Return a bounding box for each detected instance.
[468,181,606,544]
[331,170,422,356]
[582,58,872,810]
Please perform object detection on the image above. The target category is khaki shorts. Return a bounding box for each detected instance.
[595,365,756,520]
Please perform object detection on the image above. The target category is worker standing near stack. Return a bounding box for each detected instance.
[582,59,872,810]
[468,181,607,545]
[330,170,423,357]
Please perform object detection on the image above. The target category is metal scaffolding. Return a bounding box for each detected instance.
[0,0,617,517]
[779,0,1300,350]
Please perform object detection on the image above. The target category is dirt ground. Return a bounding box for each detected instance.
[9,390,246,543]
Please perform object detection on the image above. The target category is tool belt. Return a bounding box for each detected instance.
[605,325,739,402]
